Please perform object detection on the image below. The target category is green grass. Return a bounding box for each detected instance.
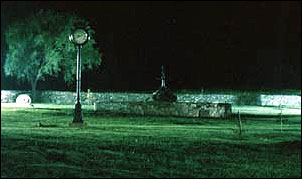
[1,105,301,178]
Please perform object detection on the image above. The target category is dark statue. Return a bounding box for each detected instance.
[152,65,177,102]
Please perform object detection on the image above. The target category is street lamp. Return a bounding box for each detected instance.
[69,28,89,124]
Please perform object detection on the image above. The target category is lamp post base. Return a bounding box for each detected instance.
[72,102,83,124]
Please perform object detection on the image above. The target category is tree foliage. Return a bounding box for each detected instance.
[4,9,102,97]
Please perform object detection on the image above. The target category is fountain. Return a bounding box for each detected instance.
[93,65,232,118]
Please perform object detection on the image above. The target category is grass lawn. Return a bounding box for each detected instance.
[1,104,301,178]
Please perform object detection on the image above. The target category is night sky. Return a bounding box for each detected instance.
[1,1,301,92]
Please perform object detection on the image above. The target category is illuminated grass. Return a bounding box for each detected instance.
[1,105,301,178]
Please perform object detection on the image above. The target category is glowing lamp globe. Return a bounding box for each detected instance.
[69,28,89,45]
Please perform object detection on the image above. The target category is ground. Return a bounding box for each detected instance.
[1,103,301,178]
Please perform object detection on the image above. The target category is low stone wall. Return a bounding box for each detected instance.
[1,90,29,103]
[260,95,301,107]
[1,90,301,107]
[178,94,236,104]
[39,91,76,104]
[94,102,232,118]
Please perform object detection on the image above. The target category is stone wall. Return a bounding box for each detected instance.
[177,94,236,104]
[1,90,301,107]
[94,102,232,118]
[1,90,29,103]
[260,95,301,107]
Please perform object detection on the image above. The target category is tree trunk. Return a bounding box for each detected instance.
[31,78,38,102]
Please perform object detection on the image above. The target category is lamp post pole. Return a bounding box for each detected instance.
[73,44,83,123]
[69,28,89,124]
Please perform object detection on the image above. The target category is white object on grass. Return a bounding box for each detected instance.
[16,94,32,106]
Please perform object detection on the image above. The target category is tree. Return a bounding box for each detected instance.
[4,9,102,100]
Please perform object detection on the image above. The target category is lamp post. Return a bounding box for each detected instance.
[69,28,89,124]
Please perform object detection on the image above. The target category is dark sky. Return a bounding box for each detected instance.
[1,1,301,92]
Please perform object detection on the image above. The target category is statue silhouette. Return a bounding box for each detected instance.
[152,65,177,102]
